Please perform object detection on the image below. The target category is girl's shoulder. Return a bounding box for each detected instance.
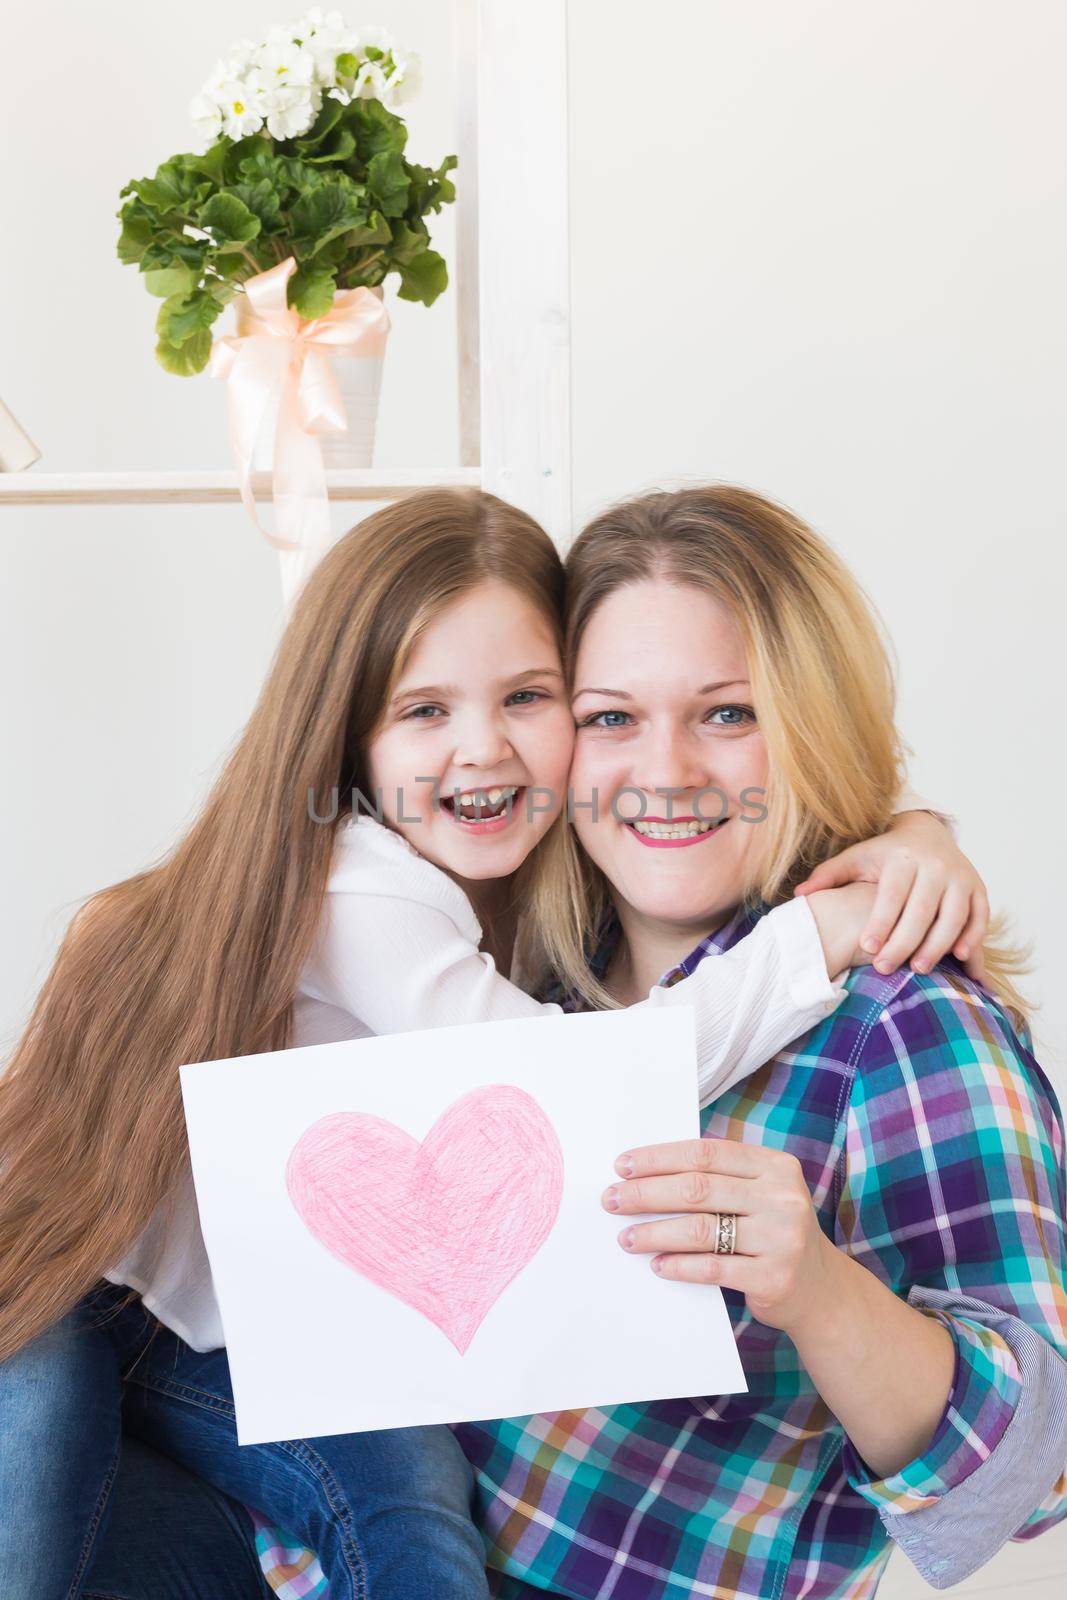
[327,815,482,941]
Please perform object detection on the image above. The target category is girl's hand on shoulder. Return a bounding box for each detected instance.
[603,1139,836,1336]
[794,810,989,981]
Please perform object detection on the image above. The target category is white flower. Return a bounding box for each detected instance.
[295,7,346,39]
[353,23,392,55]
[223,39,259,77]
[262,83,319,140]
[258,38,318,89]
[189,14,422,141]
[217,77,267,139]
[201,56,231,93]
[303,21,356,86]
[388,50,422,106]
[355,59,389,101]
[189,91,224,151]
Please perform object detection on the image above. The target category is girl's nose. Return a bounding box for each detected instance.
[453,714,515,771]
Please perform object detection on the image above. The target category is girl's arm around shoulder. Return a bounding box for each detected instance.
[298,819,854,1095]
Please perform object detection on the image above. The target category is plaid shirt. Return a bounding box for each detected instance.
[255,909,1067,1598]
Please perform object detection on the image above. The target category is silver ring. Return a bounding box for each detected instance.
[714,1213,738,1255]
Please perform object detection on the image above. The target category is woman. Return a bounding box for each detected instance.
[1,488,970,1600]
[250,486,1066,1598]
[451,486,1067,1597]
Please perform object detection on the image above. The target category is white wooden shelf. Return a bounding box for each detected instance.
[0,1,572,567]
[0,467,482,508]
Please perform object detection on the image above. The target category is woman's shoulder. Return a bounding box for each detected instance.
[837,961,1063,1154]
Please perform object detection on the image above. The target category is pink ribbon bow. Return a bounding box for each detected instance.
[210,256,390,553]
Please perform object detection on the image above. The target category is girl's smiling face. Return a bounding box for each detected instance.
[568,578,770,940]
[366,580,574,885]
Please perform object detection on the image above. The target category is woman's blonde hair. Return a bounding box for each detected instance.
[536,484,1028,1018]
[0,487,565,1363]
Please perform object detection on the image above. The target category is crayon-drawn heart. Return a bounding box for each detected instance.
[285,1084,564,1354]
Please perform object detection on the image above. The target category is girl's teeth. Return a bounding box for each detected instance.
[630,818,721,839]
[452,784,519,818]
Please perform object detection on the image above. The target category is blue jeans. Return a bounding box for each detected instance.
[84,1436,268,1600]
[0,1283,490,1600]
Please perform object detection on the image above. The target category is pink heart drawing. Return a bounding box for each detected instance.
[285,1084,564,1354]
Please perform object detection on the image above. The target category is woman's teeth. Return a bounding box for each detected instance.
[629,818,722,839]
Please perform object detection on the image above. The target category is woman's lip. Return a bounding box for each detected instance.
[624,819,729,850]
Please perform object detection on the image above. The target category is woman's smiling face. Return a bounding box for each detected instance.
[569,578,770,938]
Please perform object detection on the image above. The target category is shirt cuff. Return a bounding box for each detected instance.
[767,896,847,1016]
[844,1307,1022,1514]
[894,787,959,840]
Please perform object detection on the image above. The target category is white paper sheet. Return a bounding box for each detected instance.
[180,1007,747,1444]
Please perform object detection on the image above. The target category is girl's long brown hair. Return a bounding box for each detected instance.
[0,488,564,1363]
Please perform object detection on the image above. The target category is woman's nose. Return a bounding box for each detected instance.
[638,724,710,798]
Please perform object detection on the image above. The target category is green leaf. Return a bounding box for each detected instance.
[143,265,197,298]
[389,220,430,265]
[238,149,306,194]
[229,179,282,228]
[293,97,343,150]
[127,157,208,216]
[155,289,221,349]
[344,209,392,250]
[210,255,252,283]
[349,97,407,158]
[302,127,357,166]
[366,149,410,218]
[155,328,213,376]
[397,248,448,306]
[140,236,210,273]
[335,51,358,78]
[116,210,154,265]
[289,177,369,259]
[196,192,262,249]
[289,265,337,319]
[187,141,230,187]
[408,153,458,216]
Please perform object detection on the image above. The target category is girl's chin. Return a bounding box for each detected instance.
[427,825,547,881]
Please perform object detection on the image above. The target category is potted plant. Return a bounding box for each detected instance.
[116,9,456,469]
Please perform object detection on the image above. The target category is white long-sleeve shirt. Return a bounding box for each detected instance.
[107,815,845,1350]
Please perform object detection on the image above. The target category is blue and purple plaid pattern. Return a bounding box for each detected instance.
[256,908,1067,1598]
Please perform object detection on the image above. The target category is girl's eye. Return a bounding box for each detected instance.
[706,704,756,728]
[506,689,549,707]
[402,704,445,721]
[578,709,634,729]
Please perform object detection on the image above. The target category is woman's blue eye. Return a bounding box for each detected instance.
[581,710,633,728]
[707,704,756,727]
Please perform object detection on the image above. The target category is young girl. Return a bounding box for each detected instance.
[0,489,987,1600]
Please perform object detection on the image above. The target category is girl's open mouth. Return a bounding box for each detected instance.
[440,785,524,835]
[624,815,729,850]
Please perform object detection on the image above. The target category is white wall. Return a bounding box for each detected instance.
[568,0,1067,1095]
[0,0,459,1054]
[3,0,1065,1111]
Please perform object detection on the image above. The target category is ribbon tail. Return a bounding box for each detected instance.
[273,360,334,562]
[214,336,302,554]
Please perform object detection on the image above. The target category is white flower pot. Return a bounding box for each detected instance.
[233,288,386,471]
